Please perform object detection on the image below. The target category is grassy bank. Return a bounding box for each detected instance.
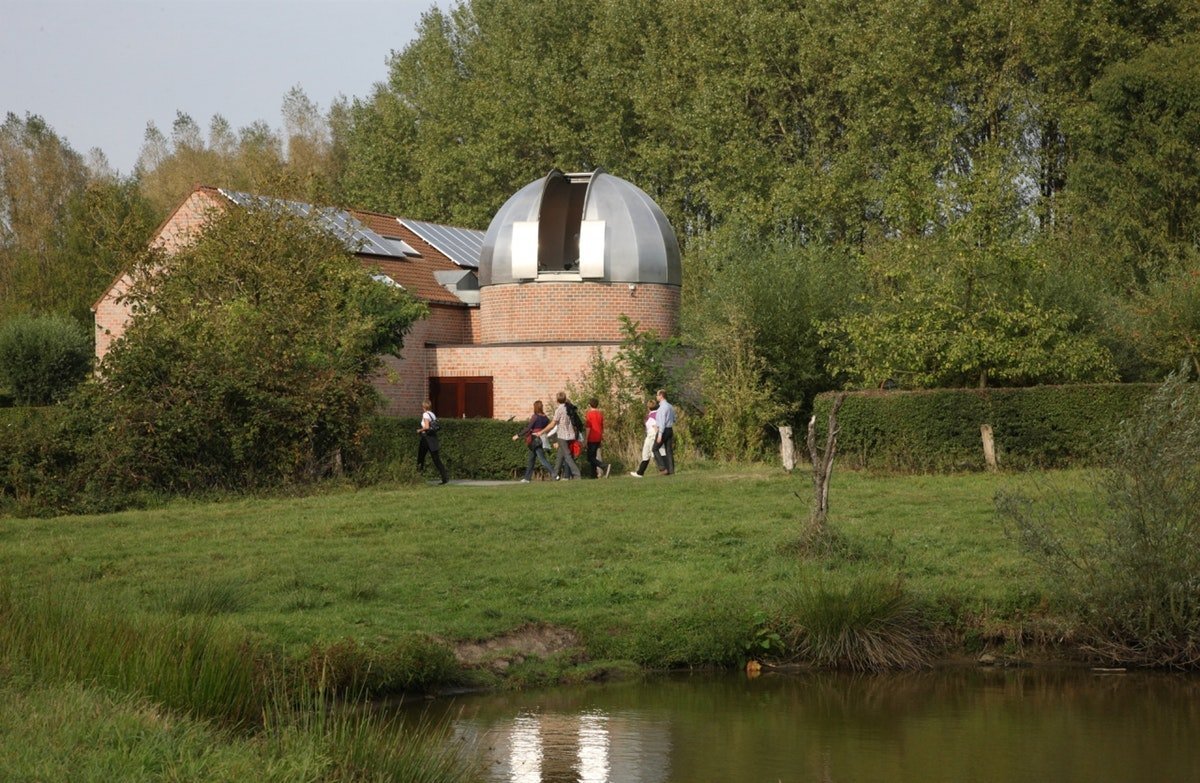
[0,466,1078,673]
[0,465,1092,779]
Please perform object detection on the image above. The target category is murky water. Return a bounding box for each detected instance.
[403,668,1200,782]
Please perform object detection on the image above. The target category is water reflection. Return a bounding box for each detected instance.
[411,668,1200,783]
[466,706,669,783]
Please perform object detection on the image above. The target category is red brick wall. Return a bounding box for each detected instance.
[429,343,622,420]
[373,304,473,416]
[478,282,679,344]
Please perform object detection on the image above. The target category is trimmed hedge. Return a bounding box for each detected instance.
[362,416,534,481]
[813,384,1158,472]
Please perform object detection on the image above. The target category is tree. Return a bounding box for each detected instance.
[0,313,91,405]
[823,232,1117,389]
[77,203,427,494]
[0,112,90,320]
[1064,40,1200,292]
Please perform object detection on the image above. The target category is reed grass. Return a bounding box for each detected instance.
[778,576,934,671]
[0,586,480,782]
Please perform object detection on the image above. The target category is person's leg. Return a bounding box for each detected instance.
[586,442,600,478]
[431,448,449,483]
[417,437,429,471]
[594,441,609,476]
[631,459,649,476]
[523,449,537,481]
[553,445,565,479]
[662,427,675,474]
[562,445,581,478]
[536,447,554,475]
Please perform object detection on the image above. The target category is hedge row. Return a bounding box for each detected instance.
[812,384,1158,472]
[362,416,547,481]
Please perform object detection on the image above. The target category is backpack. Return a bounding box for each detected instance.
[565,402,585,440]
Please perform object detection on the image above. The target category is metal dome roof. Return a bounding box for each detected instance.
[478,169,681,287]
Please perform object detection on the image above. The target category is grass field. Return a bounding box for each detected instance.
[1,464,1094,781]
[0,465,1084,672]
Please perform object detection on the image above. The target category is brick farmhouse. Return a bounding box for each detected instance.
[93,169,682,420]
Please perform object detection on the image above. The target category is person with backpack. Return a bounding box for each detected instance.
[585,397,612,478]
[542,391,582,480]
[416,399,449,485]
[512,399,554,482]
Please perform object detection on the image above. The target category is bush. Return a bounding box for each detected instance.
[0,314,91,405]
[360,416,524,480]
[0,406,78,514]
[76,204,426,496]
[999,371,1200,668]
[776,575,932,671]
[813,384,1156,471]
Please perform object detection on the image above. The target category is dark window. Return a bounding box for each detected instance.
[429,376,493,419]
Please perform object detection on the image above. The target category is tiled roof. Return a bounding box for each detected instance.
[348,210,468,305]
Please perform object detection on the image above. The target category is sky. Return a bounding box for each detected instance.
[1,0,434,175]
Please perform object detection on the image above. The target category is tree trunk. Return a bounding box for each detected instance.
[806,393,846,535]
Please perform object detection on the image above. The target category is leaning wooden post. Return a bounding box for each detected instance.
[806,393,846,535]
[779,425,796,473]
[980,424,998,472]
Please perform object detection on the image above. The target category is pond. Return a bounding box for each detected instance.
[402,667,1200,782]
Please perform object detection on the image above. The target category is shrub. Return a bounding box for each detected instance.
[999,371,1200,667]
[814,383,1156,471]
[76,204,426,496]
[0,406,79,515]
[360,416,527,480]
[776,575,932,671]
[0,314,91,405]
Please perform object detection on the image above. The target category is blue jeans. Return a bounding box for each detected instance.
[524,446,554,480]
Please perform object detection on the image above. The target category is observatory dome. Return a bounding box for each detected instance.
[478,169,681,287]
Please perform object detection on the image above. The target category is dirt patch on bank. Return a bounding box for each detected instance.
[455,624,582,667]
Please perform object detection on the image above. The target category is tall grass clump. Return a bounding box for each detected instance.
[170,577,251,615]
[0,584,270,728]
[1000,370,1200,668]
[269,688,480,783]
[777,576,932,671]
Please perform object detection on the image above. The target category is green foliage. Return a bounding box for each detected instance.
[362,416,524,480]
[814,384,1157,472]
[776,575,932,671]
[684,234,859,414]
[1066,40,1200,290]
[824,235,1117,389]
[0,407,68,513]
[567,317,683,465]
[0,313,91,405]
[691,307,788,461]
[73,204,427,497]
[999,371,1200,667]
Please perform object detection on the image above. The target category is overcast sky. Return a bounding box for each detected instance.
[1,0,433,175]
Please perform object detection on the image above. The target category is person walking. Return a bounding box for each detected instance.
[543,391,582,480]
[416,399,449,484]
[512,400,554,482]
[655,388,677,475]
[584,397,611,478]
[630,400,662,477]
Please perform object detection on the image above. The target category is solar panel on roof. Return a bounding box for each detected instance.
[400,219,484,269]
[218,189,429,261]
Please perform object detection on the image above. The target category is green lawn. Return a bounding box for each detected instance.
[0,466,1082,666]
